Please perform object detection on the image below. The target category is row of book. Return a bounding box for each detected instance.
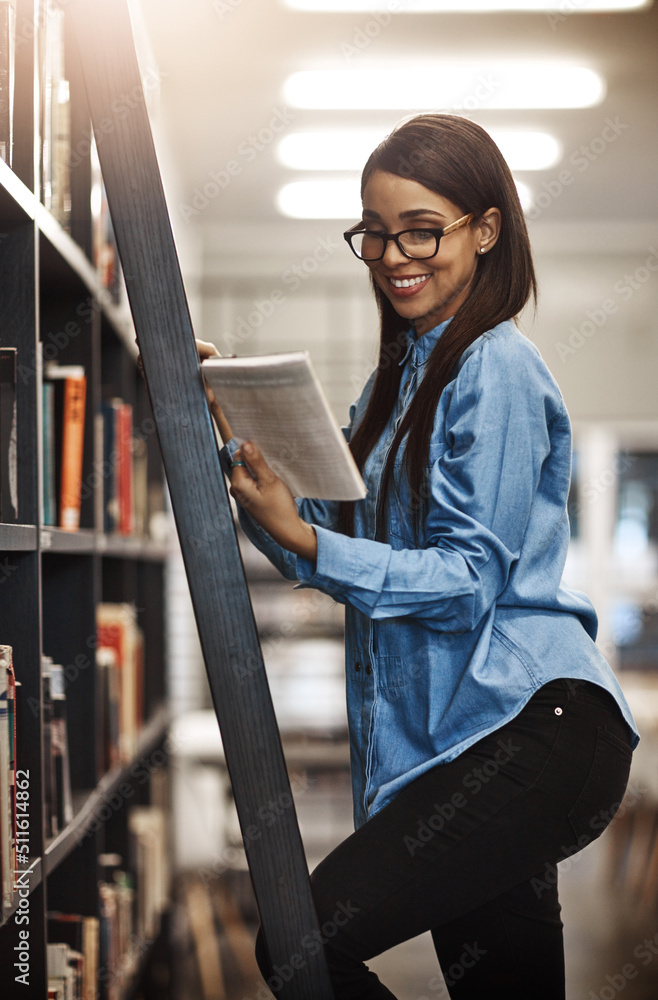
[42,0,123,298]
[0,349,163,533]
[1,0,122,290]
[0,0,16,168]
[98,602,145,770]
[45,600,146,842]
[42,360,151,536]
[0,601,144,885]
[40,0,71,228]
[43,361,138,535]
[47,804,169,999]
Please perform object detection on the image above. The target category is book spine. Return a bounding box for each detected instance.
[117,403,133,536]
[43,381,56,525]
[93,411,104,534]
[100,400,118,534]
[82,916,99,1000]
[50,663,73,828]
[0,1,16,166]
[59,375,86,531]
[42,661,58,838]
[0,347,18,523]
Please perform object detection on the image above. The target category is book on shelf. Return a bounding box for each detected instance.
[0,346,18,523]
[97,646,121,774]
[47,941,85,1000]
[97,604,144,765]
[98,394,167,540]
[202,352,367,501]
[95,808,168,999]
[41,0,71,229]
[0,0,16,167]
[129,805,169,942]
[47,912,99,1000]
[91,139,122,302]
[0,643,17,909]
[99,871,136,1000]
[42,657,73,839]
[116,401,134,536]
[43,362,87,531]
[99,398,134,536]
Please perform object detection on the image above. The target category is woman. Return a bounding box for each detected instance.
[207,114,639,999]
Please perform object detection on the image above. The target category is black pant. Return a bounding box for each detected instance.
[256,678,633,999]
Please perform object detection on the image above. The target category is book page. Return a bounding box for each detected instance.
[202,353,366,501]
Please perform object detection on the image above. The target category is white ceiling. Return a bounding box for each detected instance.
[138,0,658,264]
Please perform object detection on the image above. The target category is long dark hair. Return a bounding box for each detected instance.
[339,114,537,539]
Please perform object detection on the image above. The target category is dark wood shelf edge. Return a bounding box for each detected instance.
[0,159,36,221]
[41,527,97,553]
[0,524,38,551]
[0,856,43,925]
[40,528,168,561]
[98,534,168,561]
[44,704,171,875]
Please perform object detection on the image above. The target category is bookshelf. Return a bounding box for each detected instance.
[0,2,171,997]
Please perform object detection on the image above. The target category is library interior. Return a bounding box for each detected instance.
[0,0,657,997]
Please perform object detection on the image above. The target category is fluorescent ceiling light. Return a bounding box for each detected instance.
[277,180,362,218]
[283,64,605,110]
[277,176,533,217]
[491,130,561,170]
[277,132,385,170]
[277,129,561,171]
[285,0,650,10]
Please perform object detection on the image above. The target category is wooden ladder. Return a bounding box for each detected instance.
[70,1,334,996]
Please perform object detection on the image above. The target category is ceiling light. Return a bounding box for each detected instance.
[277,129,561,171]
[277,180,362,218]
[285,0,650,10]
[283,64,606,110]
[277,132,386,170]
[277,177,534,218]
[489,131,562,170]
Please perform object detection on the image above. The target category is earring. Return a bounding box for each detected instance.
[480,247,486,253]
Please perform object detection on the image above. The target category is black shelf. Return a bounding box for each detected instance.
[0,4,172,994]
[98,534,168,561]
[0,524,38,551]
[41,527,97,553]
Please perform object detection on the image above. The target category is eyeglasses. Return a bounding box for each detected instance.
[343,212,474,262]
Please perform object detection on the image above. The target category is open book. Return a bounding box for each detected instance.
[202,352,367,501]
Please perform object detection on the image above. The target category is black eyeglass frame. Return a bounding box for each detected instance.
[343,212,475,261]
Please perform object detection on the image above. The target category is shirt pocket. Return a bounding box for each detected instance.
[375,654,408,693]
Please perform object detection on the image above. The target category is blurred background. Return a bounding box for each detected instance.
[130,1,658,997]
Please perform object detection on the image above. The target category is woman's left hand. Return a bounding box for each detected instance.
[230,442,317,561]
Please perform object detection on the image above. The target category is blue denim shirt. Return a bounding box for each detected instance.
[224,318,639,829]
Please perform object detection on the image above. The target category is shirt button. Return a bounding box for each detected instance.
[365,663,372,675]
[554,706,563,716]
[355,661,361,672]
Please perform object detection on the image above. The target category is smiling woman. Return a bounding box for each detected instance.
[209,113,639,999]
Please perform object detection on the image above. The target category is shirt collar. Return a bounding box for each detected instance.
[398,318,453,369]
